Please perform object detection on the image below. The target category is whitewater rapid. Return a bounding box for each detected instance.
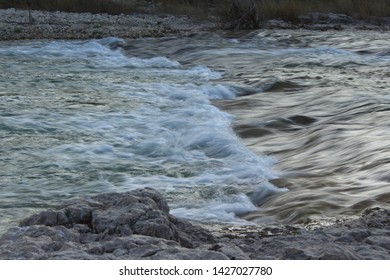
[0,37,283,234]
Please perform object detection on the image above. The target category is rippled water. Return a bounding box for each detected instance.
[1,30,389,234]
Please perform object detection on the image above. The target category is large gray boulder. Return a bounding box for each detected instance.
[0,188,226,260]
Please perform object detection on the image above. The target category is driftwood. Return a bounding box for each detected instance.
[229,0,259,30]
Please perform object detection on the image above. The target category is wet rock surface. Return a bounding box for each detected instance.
[0,188,223,260]
[0,188,389,260]
[213,207,390,260]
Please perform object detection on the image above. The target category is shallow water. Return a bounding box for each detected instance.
[1,30,389,233]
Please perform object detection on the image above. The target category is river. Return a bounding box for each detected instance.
[1,30,389,234]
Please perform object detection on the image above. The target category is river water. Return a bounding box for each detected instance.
[1,30,389,234]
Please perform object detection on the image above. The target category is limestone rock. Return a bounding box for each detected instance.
[0,188,389,260]
[0,188,222,260]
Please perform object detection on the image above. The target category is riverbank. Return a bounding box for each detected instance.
[0,8,222,40]
[1,8,390,41]
[0,188,388,259]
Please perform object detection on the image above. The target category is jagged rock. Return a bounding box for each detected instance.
[0,188,389,260]
[209,243,249,260]
[214,207,390,260]
[0,188,222,260]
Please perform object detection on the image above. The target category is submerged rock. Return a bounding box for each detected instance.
[0,188,389,260]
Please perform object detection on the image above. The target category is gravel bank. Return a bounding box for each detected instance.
[0,188,388,260]
[0,8,222,40]
[2,8,390,41]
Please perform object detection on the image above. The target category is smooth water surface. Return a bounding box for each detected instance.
[1,30,389,233]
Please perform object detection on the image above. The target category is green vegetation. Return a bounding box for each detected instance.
[1,0,390,21]
[14,27,22,33]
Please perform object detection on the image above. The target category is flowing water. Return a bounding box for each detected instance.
[1,30,389,234]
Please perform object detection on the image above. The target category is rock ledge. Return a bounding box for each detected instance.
[0,188,389,260]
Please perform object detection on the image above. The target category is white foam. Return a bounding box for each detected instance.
[0,39,181,69]
[124,56,181,68]
[171,194,258,224]
[0,38,282,226]
[187,65,222,80]
[201,84,236,99]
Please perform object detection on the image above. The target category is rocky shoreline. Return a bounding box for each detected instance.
[0,8,222,40]
[0,188,388,260]
[266,12,390,31]
[1,8,390,41]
